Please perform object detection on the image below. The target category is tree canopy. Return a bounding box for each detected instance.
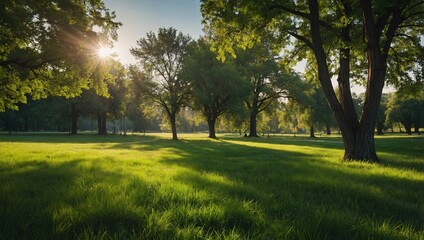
[0,0,121,111]
[130,27,192,140]
[201,0,424,161]
[181,39,248,138]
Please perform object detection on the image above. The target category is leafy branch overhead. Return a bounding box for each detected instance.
[0,0,121,111]
[201,0,424,162]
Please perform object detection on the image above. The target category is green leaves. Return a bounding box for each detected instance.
[0,0,121,111]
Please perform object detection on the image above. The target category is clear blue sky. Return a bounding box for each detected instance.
[103,0,203,64]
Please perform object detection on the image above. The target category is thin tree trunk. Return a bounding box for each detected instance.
[170,113,178,140]
[310,126,316,138]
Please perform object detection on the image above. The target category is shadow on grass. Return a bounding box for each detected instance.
[0,134,423,239]
[0,132,160,144]
[107,137,424,239]
[0,159,159,239]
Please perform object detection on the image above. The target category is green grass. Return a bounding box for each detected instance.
[0,133,423,239]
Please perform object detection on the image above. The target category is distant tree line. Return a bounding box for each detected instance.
[1,0,423,163]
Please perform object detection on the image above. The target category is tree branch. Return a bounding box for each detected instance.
[270,4,336,33]
[287,31,313,49]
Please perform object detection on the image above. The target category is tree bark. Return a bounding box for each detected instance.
[309,0,356,160]
[169,112,178,140]
[308,0,382,162]
[248,108,259,137]
[310,126,316,138]
[70,103,78,135]
[207,117,217,139]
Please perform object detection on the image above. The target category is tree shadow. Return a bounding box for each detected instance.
[99,136,424,238]
[1,134,422,239]
[0,159,156,239]
[0,132,160,144]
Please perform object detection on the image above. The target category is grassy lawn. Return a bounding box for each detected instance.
[0,133,423,239]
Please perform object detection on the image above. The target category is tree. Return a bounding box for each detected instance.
[235,44,296,137]
[181,39,247,138]
[0,0,121,111]
[201,0,424,162]
[66,59,122,135]
[279,100,301,136]
[0,97,70,133]
[376,94,390,135]
[130,28,192,140]
[127,65,151,133]
[300,86,334,138]
[386,93,424,135]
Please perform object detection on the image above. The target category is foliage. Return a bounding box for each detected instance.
[386,92,424,134]
[376,93,390,135]
[0,0,121,111]
[130,27,192,140]
[0,97,70,132]
[200,0,424,161]
[234,43,299,137]
[181,39,249,138]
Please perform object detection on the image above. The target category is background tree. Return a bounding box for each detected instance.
[376,94,390,135]
[201,0,424,162]
[127,65,152,133]
[235,44,296,137]
[297,84,335,138]
[181,39,248,138]
[279,100,301,136]
[386,93,424,135]
[130,27,192,140]
[0,0,121,111]
[0,97,70,133]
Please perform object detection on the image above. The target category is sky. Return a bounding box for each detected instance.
[103,0,203,65]
[101,0,398,94]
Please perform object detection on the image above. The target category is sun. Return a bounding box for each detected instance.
[97,46,114,58]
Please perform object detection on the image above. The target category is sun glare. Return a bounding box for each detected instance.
[97,47,113,58]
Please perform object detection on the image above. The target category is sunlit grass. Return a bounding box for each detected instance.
[0,133,423,239]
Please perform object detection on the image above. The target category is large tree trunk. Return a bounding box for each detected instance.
[70,103,78,135]
[248,108,259,137]
[207,117,217,139]
[170,112,178,140]
[309,0,382,162]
